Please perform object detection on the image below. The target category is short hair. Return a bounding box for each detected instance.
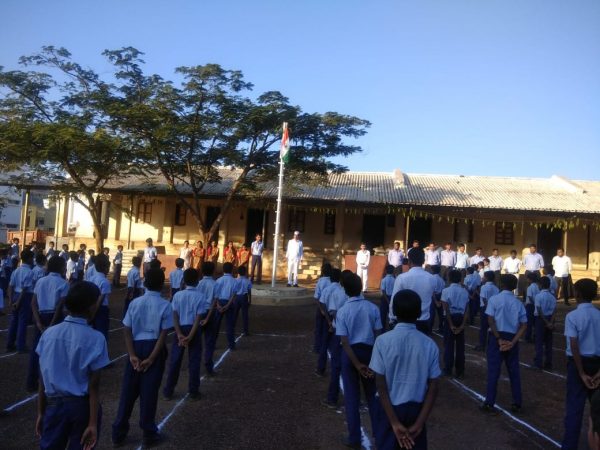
[412,240,419,244]
[238,265,248,276]
[222,262,233,274]
[202,262,215,276]
[458,243,465,248]
[65,281,100,315]
[385,264,394,275]
[448,270,462,284]
[94,254,110,274]
[342,273,362,297]
[484,271,495,283]
[500,274,518,291]
[117,245,123,250]
[483,258,490,264]
[49,241,55,246]
[557,247,564,252]
[149,259,162,269]
[529,243,537,248]
[445,242,452,246]
[544,266,555,276]
[475,247,482,251]
[88,249,95,256]
[330,268,342,283]
[132,256,142,267]
[103,247,109,253]
[574,278,598,301]
[35,254,47,266]
[88,255,96,267]
[340,269,354,288]
[62,244,69,249]
[69,251,78,261]
[526,271,539,282]
[146,238,153,244]
[477,262,484,268]
[47,255,66,274]
[144,268,165,291]
[492,248,499,252]
[321,263,332,277]
[408,247,425,266]
[392,289,421,323]
[510,249,517,255]
[175,258,184,268]
[466,266,475,274]
[20,249,34,262]
[183,268,199,286]
[539,276,551,290]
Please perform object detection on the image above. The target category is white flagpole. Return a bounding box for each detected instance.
[271,123,287,287]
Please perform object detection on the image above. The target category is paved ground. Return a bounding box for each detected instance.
[0,287,592,449]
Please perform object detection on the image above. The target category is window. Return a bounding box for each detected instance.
[206,206,221,229]
[453,221,474,243]
[136,201,152,223]
[175,204,186,226]
[324,213,336,235]
[495,222,514,245]
[288,210,305,233]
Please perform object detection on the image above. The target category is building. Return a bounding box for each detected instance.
[0,185,56,244]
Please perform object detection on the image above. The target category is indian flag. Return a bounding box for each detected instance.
[280,122,290,163]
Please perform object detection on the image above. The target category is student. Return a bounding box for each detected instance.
[525,272,540,343]
[46,241,56,259]
[163,268,205,401]
[90,255,111,341]
[76,250,86,281]
[10,237,20,267]
[439,242,456,281]
[469,247,485,266]
[58,244,69,261]
[561,278,600,450]
[27,255,70,392]
[441,270,469,379]
[543,266,558,297]
[379,265,395,332]
[32,253,47,286]
[336,273,382,449]
[0,249,10,295]
[478,260,487,279]
[481,275,527,413]
[356,243,371,293]
[430,265,446,334]
[66,251,79,283]
[533,277,556,370]
[503,250,522,295]
[589,390,600,450]
[6,249,34,353]
[313,263,332,354]
[474,271,499,352]
[370,289,440,450]
[113,245,123,287]
[124,256,143,318]
[112,268,172,447]
[84,254,96,281]
[197,262,217,374]
[464,266,481,326]
[233,265,252,336]
[169,258,185,300]
[424,243,440,274]
[35,281,109,450]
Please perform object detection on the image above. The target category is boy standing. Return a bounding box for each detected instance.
[6,249,34,353]
[533,277,556,370]
[169,258,185,300]
[474,271,500,352]
[250,234,264,284]
[59,244,69,261]
[32,254,47,286]
[379,265,395,332]
[142,238,157,276]
[464,266,481,326]
[66,251,79,283]
[124,256,143,317]
[113,245,123,287]
[439,242,456,281]
[197,262,217,374]
[90,255,111,341]
[313,264,332,354]
[46,242,56,259]
[525,272,540,343]
[441,271,469,379]
[234,265,252,336]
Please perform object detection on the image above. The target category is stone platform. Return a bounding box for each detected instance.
[251,284,314,306]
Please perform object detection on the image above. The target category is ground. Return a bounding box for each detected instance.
[0,287,591,449]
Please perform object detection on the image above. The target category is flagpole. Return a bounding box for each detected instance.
[271,122,287,287]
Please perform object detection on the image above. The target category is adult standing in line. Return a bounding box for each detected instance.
[489,248,504,285]
[179,240,193,270]
[142,238,157,276]
[356,243,371,293]
[503,250,522,295]
[424,242,441,274]
[286,231,303,287]
[192,241,205,270]
[455,243,469,280]
[440,242,457,282]
[387,241,404,276]
[207,240,220,265]
[223,241,238,268]
[406,240,420,259]
[552,248,573,305]
[250,234,264,284]
[522,244,544,298]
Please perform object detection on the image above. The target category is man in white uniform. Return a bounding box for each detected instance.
[503,249,522,295]
[286,231,303,287]
[552,248,572,305]
[142,238,157,276]
[355,243,371,293]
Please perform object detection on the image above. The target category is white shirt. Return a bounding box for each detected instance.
[552,255,572,277]
[390,267,437,322]
[286,239,303,261]
[356,250,370,268]
[143,246,157,263]
[503,257,521,274]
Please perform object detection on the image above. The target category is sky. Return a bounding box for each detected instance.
[1,0,599,180]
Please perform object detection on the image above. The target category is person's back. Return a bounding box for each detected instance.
[126,289,172,338]
[487,290,524,333]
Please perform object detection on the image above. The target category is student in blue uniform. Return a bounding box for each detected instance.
[27,256,70,392]
[441,270,469,379]
[112,268,173,447]
[464,266,481,326]
[561,278,600,450]
[59,244,69,261]
[543,266,558,296]
[430,265,446,334]
[84,255,96,281]
[0,249,11,294]
[66,251,79,283]
[6,249,34,353]
[197,262,217,374]
[316,268,341,377]
[32,253,47,286]
[370,289,440,450]
[474,271,500,352]
[91,255,111,342]
[525,271,540,343]
[113,245,123,287]
[35,281,109,450]
[533,276,557,370]
[481,274,527,413]
[379,265,395,332]
[233,265,252,336]
[124,256,143,318]
[313,263,332,354]
[45,242,56,259]
[163,268,205,401]
[76,250,86,281]
[169,258,185,300]
[336,273,382,449]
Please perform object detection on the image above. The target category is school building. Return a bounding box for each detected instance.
[45,168,600,285]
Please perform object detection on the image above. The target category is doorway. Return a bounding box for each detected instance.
[408,217,432,247]
[362,214,386,251]
[245,209,269,248]
[537,226,562,265]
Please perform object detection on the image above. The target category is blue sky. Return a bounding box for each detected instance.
[2,0,599,180]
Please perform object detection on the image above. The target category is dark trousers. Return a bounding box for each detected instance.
[205,299,235,373]
[485,332,522,407]
[233,294,250,335]
[379,295,389,332]
[525,303,535,342]
[112,339,166,441]
[440,266,452,283]
[534,316,553,369]
[376,401,426,450]
[27,312,59,391]
[327,335,342,404]
[562,357,600,450]
[416,319,431,335]
[163,325,202,397]
[317,321,333,374]
[494,270,501,287]
[557,276,572,302]
[41,397,101,450]
[123,288,142,319]
[250,255,262,283]
[479,306,489,349]
[112,264,122,286]
[444,314,465,376]
[93,305,110,342]
[468,293,479,325]
[424,264,439,274]
[435,302,445,333]
[341,344,378,445]
[313,304,325,353]
[7,292,32,351]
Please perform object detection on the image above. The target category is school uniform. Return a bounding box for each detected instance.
[533,289,556,369]
[390,267,438,335]
[32,263,46,286]
[234,276,252,335]
[561,302,600,450]
[370,322,441,450]
[90,272,111,341]
[0,256,12,292]
[66,259,78,283]
[547,274,558,297]
[163,286,206,398]
[439,250,457,281]
[113,250,123,287]
[552,255,572,303]
[112,291,173,444]
[483,291,527,409]
[316,281,345,375]
[336,296,382,447]
[84,263,97,281]
[124,266,143,317]
[430,274,446,333]
[478,282,499,349]
[76,254,85,281]
[379,274,395,331]
[36,315,110,449]
[197,276,216,373]
[59,250,69,262]
[6,263,34,352]
[169,267,184,298]
[321,283,348,405]
[441,283,469,377]
[205,273,237,373]
[469,254,485,266]
[356,249,371,292]
[525,283,540,342]
[424,249,441,273]
[27,272,70,391]
[464,273,481,326]
[455,252,469,279]
[46,247,56,259]
[250,240,264,283]
[313,276,331,354]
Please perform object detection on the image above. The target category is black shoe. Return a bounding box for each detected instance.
[189,392,201,401]
[480,403,498,415]
[286,283,291,287]
[320,399,337,409]
[142,432,165,447]
[26,384,37,393]
[511,404,521,413]
[341,436,361,449]
[293,284,299,287]
[543,364,553,371]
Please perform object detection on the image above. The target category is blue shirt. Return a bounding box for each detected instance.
[214,273,237,301]
[369,323,441,405]
[197,277,216,311]
[91,272,111,306]
[36,316,110,397]
[172,286,205,325]
[455,252,469,269]
[479,282,500,307]
[390,267,437,322]
[526,283,540,305]
[534,290,556,317]
[123,291,173,341]
[169,268,184,291]
[464,273,481,293]
[32,264,46,285]
[314,276,331,300]
[336,296,382,346]
[59,250,69,261]
[380,275,395,297]
[46,248,56,258]
[564,303,600,357]
[321,282,347,314]
[235,276,252,296]
[84,264,96,281]
[127,266,143,290]
[524,252,544,271]
[34,272,69,311]
[485,291,527,334]
[9,264,33,294]
[440,250,456,267]
[114,250,123,265]
[547,275,558,295]
[441,283,469,315]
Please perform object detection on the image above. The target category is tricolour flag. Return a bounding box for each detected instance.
[280,122,290,163]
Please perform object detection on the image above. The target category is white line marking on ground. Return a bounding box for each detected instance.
[3,393,38,413]
[109,327,124,333]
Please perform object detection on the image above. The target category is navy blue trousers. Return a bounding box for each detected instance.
[379,295,389,332]
[468,293,479,325]
[444,314,465,376]
[170,288,180,300]
[479,306,489,348]
[112,339,166,441]
[562,357,600,450]
[7,292,32,351]
[435,303,445,333]
[327,335,342,404]
[485,332,522,407]
[534,316,553,369]
[376,401,426,450]
[317,318,332,373]
[112,264,122,287]
[41,396,102,450]
[122,288,142,319]
[525,303,535,341]
[233,294,250,335]
[27,312,60,391]
[341,344,377,445]
[93,305,109,343]
[163,325,202,397]
[205,299,235,372]
[313,304,324,353]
